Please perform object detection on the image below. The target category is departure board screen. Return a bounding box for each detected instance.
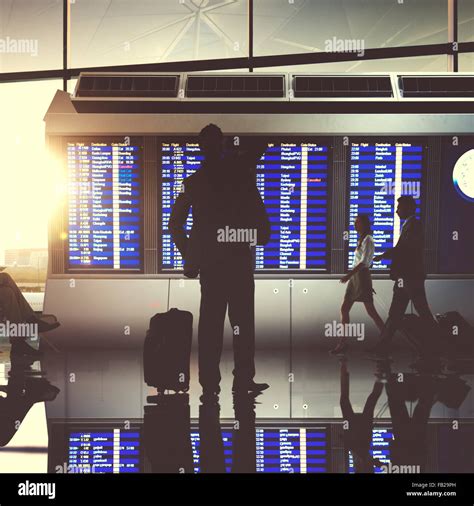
[191,426,329,473]
[161,141,201,271]
[348,427,392,473]
[160,139,331,271]
[348,141,423,270]
[68,429,141,473]
[67,140,142,271]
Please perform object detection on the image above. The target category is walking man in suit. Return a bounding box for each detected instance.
[371,196,438,356]
[169,124,271,399]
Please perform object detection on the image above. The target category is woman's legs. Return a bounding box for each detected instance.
[330,300,354,354]
[340,360,354,418]
[363,301,385,333]
[341,300,353,325]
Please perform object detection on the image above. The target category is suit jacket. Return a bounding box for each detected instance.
[169,147,271,278]
[382,215,425,281]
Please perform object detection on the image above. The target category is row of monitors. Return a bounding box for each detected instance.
[52,421,474,474]
[61,424,391,474]
[65,136,473,274]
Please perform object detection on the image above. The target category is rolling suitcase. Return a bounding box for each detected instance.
[436,311,474,353]
[143,308,193,393]
[400,314,448,357]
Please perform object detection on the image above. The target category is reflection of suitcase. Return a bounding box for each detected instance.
[436,311,474,353]
[143,308,193,393]
[144,394,194,473]
[399,314,427,352]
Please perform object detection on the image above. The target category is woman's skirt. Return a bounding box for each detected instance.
[344,267,374,303]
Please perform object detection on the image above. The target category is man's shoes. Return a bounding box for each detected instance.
[199,390,219,404]
[10,339,43,358]
[25,379,60,402]
[232,380,270,394]
[199,382,221,404]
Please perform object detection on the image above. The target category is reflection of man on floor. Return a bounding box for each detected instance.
[340,359,383,473]
[0,272,60,354]
[386,374,436,471]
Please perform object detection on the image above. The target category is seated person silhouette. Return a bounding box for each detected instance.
[0,272,60,356]
[340,359,384,472]
[371,196,439,357]
[169,124,271,399]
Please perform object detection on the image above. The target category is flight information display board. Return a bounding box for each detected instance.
[67,140,142,271]
[347,141,423,270]
[348,427,392,473]
[160,139,331,271]
[68,429,141,473]
[191,426,329,473]
[161,141,201,271]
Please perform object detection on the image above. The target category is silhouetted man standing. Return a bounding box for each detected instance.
[169,124,271,399]
[372,195,438,356]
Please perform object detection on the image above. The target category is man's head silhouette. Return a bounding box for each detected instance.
[396,195,417,220]
[199,124,224,162]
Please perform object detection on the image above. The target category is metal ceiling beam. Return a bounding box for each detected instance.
[1,42,473,84]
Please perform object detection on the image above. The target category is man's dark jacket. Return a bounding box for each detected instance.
[382,215,425,281]
[169,150,271,277]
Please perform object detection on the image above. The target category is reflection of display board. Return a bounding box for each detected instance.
[348,427,392,473]
[67,140,142,271]
[191,425,329,473]
[190,428,233,473]
[68,429,141,473]
[160,139,331,272]
[348,141,423,270]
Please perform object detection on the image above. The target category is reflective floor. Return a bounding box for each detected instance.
[0,335,472,474]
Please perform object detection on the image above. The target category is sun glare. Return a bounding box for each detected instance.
[0,80,62,261]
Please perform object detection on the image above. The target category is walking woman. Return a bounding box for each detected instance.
[330,214,385,355]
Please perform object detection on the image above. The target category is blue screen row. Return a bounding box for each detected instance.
[191,427,329,473]
[67,427,328,474]
[65,138,426,273]
[68,429,141,473]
